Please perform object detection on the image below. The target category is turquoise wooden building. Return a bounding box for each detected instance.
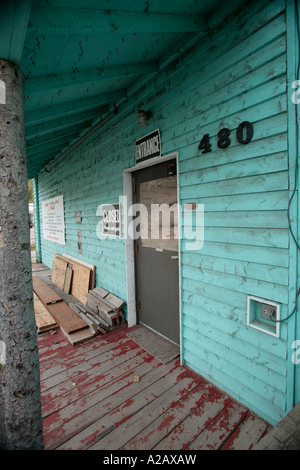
[1,0,299,429]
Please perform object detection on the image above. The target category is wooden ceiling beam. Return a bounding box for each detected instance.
[25,90,124,125]
[26,123,90,146]
[26,138,74,158]
[25,62,157,95]
[28,8,208,34]
[25,109,101,140]
[0,0,32,63]
[26,129,79,152]
[28,150,62,178]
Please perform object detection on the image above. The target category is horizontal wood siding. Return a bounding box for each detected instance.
[36,0,291,425]
[37,128,132,310]
[176,0,289,425]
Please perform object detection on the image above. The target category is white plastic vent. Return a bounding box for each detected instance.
[247,295,280,338]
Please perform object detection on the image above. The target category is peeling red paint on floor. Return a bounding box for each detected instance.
[38,326,271,450]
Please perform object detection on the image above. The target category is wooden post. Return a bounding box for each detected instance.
[0,59,44,449]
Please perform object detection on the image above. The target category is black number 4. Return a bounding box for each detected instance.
[198,134,212,154]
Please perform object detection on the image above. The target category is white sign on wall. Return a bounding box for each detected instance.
[42,195,65,245]
[102,203,121,237]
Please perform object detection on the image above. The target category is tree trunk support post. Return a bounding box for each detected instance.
[0,59,44,450]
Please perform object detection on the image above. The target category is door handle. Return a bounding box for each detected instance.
[171,256,179,259]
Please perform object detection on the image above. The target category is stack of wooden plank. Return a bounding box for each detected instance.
[33,293,59,334]
[33,254,125,345]
[51,253,95,304]
[85,287,125,328]
[69,302,109,335]
[32,275,95,345]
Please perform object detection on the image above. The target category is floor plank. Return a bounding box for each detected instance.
[43,353,161,450]
[57,360,187,450]
[87,371,200,450]
[153,390,232,450]
[186,399,249,450]
[219,411,271,450]
[38,326,271,450]
[123,379,215,450]
[42,348,158,418]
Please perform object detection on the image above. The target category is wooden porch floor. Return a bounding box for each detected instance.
[38,324,271,450]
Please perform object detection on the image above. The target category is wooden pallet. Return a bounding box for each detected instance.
[69,302,108,335]
[86,287,125,327]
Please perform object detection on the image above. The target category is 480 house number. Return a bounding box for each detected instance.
[198,121,254,154]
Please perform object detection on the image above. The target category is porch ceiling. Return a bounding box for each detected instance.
[1,0,230,179]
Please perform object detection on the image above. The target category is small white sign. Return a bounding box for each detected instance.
[42,195,65,245]
[102,203,121,237]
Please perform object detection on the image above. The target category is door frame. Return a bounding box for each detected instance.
[123,152,182,358]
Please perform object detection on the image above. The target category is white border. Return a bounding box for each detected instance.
[123,152,182,361]
[247,295,280,338]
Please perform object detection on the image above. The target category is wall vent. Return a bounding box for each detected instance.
[247,295,280,338]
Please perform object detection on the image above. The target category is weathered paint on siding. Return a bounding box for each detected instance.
[177,0,290,426]
[286,0,300,407]
[36,0,297,425]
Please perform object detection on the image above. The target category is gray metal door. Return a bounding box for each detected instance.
[133,160,180,344]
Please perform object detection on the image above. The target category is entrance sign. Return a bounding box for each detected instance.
[42,195,65,245]
[102,203,121,237]
[135,129,161,164]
